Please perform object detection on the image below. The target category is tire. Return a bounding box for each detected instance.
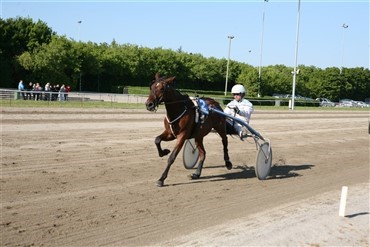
[183,139,199,169]
[255,142,272,180]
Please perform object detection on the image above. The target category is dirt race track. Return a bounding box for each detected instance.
[1,107,369,246]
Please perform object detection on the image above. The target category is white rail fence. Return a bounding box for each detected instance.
[0,89,148,105]
[1,88,331,108]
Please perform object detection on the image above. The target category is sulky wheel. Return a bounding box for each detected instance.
[255,142,272,180]
[183,139,199,169]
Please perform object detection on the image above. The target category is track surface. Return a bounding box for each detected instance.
[1,108,369,246]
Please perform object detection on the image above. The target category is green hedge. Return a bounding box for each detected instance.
[222,98,320,107]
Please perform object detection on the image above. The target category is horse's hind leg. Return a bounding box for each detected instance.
[222,135,233,170]
[190,140,205,179]
[215,124,233,170]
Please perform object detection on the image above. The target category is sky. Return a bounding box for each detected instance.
[2,0,369,69]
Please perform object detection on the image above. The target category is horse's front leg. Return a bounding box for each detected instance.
[155,130,175,157]
[157,135,186,187]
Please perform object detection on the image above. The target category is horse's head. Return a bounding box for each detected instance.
[145,73,176,111]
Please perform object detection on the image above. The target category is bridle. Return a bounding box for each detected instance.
[150,80,192,124]
[150,80,190,107]
[147,80,166,111]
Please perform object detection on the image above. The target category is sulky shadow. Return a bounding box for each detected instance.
[201,165,257,181]
[170,165,255,187]
[268,164,314,179]
[170,163,314,187]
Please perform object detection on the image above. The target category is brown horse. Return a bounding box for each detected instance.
[145,73,233,187]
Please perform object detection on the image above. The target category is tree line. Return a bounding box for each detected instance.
[1,17,369,101]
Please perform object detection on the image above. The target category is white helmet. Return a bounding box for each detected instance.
[231,84,246,94]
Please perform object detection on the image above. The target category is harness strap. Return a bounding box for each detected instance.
[165,99,203,138]
[165,106,188,125]
[168,123,176,138]
[165,105,189,138]
[190,97,199,124]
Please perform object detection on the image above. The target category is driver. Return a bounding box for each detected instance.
[224,84,254,140]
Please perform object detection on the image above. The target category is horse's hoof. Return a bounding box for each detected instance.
[156,180,164,187]
[225,161,233,170]
[159,149,171,157]
[188,173,200,180]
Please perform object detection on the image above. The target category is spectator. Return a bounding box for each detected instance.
[59,84,66,101]
[44,82,51,101]
[65,85,71,101]
[18,80,26,100]
[53,84,60,101]
[33,82,43,101]
[26,82,33,100]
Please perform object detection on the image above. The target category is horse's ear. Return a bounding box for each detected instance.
[155,73,160,81]
[166,76,176,85]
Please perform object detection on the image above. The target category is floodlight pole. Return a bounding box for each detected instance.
[77,20,82,41]
[78,20,82,92]
[258,0,268,98]
[291,0,301,111]
[224,35,234,96]
[340,23,348,74]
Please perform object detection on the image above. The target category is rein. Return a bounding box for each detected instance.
[152,81,194,126]
[164,98,192,105]
[156,88,193,124]
[165,105,189,124]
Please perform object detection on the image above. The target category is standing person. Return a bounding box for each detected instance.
[58,84,65,101]
[224,84,254,140]
[64,85,71,101]
[18,80,26,100]
[44,82,51,101]
[53,84,60,101]
[26,82,33,100]
[33,82,43,101]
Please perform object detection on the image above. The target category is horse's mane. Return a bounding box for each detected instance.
[173,89,190,103]
[162,76,189,100]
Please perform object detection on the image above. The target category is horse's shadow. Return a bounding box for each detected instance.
[171,163,314,186]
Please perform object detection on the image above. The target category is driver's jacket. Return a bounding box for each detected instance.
[224,99,254,124]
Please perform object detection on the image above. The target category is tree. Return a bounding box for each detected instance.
[237,65,258,97]
[0,17,54,87]
[18,36,79,88]
[343,67,370,101]
[10,17,370,100]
